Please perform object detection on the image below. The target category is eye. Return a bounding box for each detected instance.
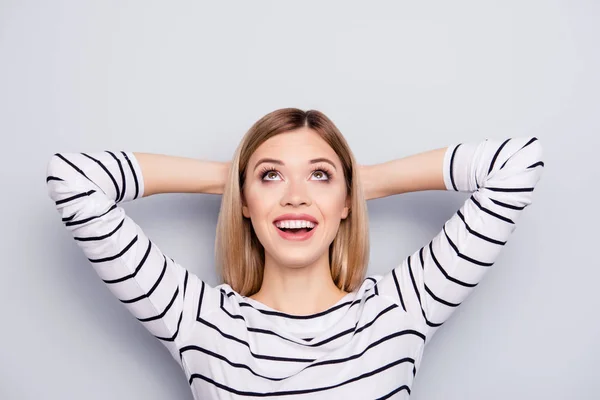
[260,167,281,181]
[310,165,332,181]
[311,169,330,181]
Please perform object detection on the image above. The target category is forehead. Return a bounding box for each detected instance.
[250,127,339,165]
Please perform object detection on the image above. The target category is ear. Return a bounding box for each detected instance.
[241,192,251,218]
[341,195,350,220]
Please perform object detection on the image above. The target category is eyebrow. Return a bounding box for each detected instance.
[253,157,338,172]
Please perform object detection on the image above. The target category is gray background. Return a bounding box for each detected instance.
[1,0,598,399]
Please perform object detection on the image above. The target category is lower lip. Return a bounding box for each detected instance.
[274,224,317,241]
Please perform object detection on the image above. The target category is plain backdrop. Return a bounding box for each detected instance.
[1,1,598,399]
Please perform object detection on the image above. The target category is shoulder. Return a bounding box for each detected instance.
[363,274,384,296]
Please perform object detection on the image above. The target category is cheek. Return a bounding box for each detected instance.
[244,187,280,247]
[312,186,347,215]
[244,184,279,218]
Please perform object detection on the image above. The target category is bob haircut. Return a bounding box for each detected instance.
[215,108,369,296]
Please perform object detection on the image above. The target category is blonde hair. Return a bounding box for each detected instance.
[215,108,369,296]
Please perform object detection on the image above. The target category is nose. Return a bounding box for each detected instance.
[280,178,311,208]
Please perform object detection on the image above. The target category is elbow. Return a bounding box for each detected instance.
[45,153,65,184]
[45,152,91,216]
[516,137,546,206]
[45,154,66,202]
[527,137,545,181]
[530,137,545,166]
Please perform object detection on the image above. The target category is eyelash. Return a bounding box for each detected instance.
[259,165,333,182]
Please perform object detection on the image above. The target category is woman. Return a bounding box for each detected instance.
[45,108,544,399]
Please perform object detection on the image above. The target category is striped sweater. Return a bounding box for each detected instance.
[45,137,545,399]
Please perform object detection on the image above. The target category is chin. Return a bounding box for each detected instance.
[270,250,323,269]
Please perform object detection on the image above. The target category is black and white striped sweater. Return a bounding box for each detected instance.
[45,137,544,399]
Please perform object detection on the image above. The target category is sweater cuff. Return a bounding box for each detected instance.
[122,151,145,200]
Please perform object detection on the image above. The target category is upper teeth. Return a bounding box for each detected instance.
[275,220,316,229]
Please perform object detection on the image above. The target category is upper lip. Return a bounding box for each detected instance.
[273,213,319,224]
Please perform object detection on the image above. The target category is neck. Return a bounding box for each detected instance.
[250,251,347,316]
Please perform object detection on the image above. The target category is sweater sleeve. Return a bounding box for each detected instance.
[375,136,545,343]
[45,151,205,363]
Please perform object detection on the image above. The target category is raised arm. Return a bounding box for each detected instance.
[371,137,545,343]
[45,151,228,361]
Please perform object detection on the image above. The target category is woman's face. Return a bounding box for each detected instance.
[242,127,350,269]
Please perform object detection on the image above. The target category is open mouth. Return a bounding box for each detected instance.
[275,226,315,234]
[273,220,318,240]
